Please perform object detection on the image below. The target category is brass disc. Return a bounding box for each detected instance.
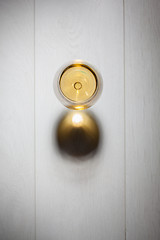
[59,64,97,103]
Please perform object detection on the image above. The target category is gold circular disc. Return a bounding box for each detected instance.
[59,64,97,103]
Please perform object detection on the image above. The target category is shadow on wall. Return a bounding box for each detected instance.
[55,110,102,158]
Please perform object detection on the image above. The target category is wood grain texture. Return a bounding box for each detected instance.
[35,0,125,239]
[0,1,35,239]
[125,0,160,239]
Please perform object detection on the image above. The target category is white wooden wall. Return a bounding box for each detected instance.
[0,0,160,240]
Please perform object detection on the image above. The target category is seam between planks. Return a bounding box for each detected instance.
[123,0,127,239]
[34,0,36,239]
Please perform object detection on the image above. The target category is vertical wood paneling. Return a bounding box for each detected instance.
[0,1,35,239]
[125,0,160,239]
[35,0,125,240]
[1,1,160,239]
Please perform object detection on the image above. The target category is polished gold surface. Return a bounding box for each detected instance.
[59,64,97,103]
[56,111,100,157]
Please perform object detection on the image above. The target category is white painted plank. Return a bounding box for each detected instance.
[0,1,35,240]
[125,0,160,239]
[35,0,125,239]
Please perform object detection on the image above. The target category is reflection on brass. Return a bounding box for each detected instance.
[60,63,97,103]
[56,111,100,157]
